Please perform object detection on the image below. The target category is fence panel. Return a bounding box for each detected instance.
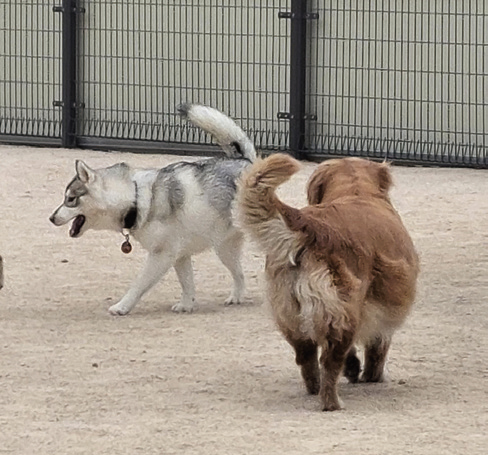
[0,0,62,143]
[77,0,290,151]
[306,0,488,166]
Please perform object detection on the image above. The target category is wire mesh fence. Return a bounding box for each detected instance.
[77,0,290,151]
[306,0,488,166]
[0,1,486,167]
[0,0,62,141]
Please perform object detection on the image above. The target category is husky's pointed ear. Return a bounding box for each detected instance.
[75,160,96,183]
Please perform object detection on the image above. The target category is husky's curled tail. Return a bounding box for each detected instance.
[178,103,256,162]
[238,153,305,264]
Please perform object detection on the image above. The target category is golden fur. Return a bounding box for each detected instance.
[239,154,419,411]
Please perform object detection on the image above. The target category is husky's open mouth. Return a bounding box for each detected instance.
[69,215,86,238]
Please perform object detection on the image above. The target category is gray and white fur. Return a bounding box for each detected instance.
[50,104,256,315]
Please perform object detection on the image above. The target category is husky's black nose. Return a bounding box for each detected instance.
[49,214,56,224]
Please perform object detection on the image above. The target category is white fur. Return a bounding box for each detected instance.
[50,162,247,316]
[50,104,253,316]
[107,168,245,315]
[184,105,256,161]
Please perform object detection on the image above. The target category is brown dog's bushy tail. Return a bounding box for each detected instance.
[238,153,304,259]
[242,153,301,190]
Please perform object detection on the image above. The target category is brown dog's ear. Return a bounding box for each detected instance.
[307,165,328,205]
[377,162,392,194]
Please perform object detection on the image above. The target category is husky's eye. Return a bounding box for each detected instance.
[66,196,77,204]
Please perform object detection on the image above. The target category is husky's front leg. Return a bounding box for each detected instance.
[109,252,174,315]
[172,256,196,313]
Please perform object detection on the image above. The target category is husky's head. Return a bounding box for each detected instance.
[49,160,135,238]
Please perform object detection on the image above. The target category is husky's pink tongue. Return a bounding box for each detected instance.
[69,215,86,237]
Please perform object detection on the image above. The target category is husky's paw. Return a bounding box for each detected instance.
[108,302,132,316]
[171,302,195,313]
[224,296,241,306]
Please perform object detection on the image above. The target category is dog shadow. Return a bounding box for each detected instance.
[220,364,429,414]
[113,295,257,318]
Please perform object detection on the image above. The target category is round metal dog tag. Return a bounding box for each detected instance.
[121,239,132,254]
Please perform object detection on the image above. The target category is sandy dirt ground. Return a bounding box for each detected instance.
[0,144,486,455]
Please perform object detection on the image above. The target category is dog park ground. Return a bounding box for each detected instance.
[0,144,486,454]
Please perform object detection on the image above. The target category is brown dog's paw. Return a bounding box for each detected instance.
[344,352,361,384]
[320,391,344,412]
[360,372,386,383]
[321,401,343,412]
[304,377,320,395]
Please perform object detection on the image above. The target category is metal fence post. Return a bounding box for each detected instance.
[53,0,78,147]
[278,1,316,157]
[289,0,308,157]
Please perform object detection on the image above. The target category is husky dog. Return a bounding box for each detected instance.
[50,104,256,315]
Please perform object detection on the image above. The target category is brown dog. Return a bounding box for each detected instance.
[239,154,419,411]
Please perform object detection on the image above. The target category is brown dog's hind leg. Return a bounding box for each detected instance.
[320,331,355,411]
[361,336,391,383]
[344,346,361,383]
[289,338,320,395]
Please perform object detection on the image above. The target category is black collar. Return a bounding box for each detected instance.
[122,181,138,230]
